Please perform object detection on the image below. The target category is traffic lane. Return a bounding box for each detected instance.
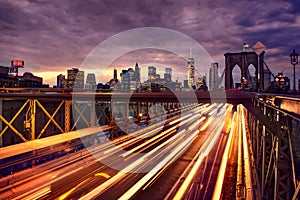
[45,124,184,199]
[58,169,118,200]
[115,113,225,199]
[43,104,216,199]
[131,118,215,199]
[48,117,191,196]
[95,130,199,199]
[165,104,232,199]
[220,111,239,199]
[10,103,207,200]
[191,110,232,199]
[38,160,118,200]
[99,142,201,200]
[192,131,228,200]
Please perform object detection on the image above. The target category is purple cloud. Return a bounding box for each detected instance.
[0,0,299,86]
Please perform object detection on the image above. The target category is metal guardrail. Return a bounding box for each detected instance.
[256,99,300,158]
[248,98,300,199]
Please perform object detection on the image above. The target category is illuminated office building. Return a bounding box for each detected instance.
[209,63,219,91]
[85,73,96,90]
[67,68,84,88]
[188,51,195,88]
[148,66,156,81]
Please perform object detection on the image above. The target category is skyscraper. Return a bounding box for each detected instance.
[134,63,140,83]
[209,63,219,91]
[85,73,96,90]
[120,69,130,91]
[188,50,195,88]
[113,68,117,80]
[183,80,189,89]
[164,67,172,82]
[128,68,136,91]
[57,74,66,88]
[120,67,137,91]
[67,68,84,88]
[148,66,156,81]
[203,75,207,84]
[108,69,119,89]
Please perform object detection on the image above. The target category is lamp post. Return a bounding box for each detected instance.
[290,49,299,92]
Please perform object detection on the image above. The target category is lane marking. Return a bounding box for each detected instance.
[13,186,51,200]
[95,173,111,179]
[58,177,91,200]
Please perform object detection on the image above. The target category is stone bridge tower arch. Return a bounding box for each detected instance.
[225,51,265,91]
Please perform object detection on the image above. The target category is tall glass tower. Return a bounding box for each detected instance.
[85,73,96,90]
[134,63,140,82]
[148,66,156,81]
[188,49,195,88]
[209,62,219,91]
[164,67,172,82]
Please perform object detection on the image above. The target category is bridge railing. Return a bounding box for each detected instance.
[0,93,186,147]
[247,98,300,200]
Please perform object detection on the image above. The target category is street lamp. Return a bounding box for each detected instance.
[289,49,299,92]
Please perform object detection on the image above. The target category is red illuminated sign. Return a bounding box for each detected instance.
[11,60,24,68]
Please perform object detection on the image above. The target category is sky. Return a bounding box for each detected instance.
[0,0,300,86]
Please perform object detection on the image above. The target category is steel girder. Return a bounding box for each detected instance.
[247,99,300,200]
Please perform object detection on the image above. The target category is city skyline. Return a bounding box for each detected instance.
[0,49,207,87]
[55,62,203,88]
[0,1,300,87]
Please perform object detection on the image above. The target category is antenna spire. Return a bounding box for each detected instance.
[189,48,192,58]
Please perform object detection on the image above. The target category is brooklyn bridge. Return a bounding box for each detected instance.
[0,50,299,200]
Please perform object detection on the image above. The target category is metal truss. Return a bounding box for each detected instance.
[0,99,68,143]
[0,97,183,145]
[248,99,300,200]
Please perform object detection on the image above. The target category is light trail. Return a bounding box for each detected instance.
[187,116,206,130]
[5,103,210,200]
[118,130,200,200]
[121,107,203,158]
[208,108,218,116]
[169,113,192,125]
[78,127,190,200]
[104,103,202,155]
[81,104,207,199]
[58,177,91,200]
[94,173,111,179]
[121,124,179,158]
[236,105,243,198]
[199,117,214,131]
[124,129,177,161]
[12,186,51,200]
[241,105,254,199]
[212,111,237,199]
[104,125,165,155]
[201,103,217,115]
[173,120,225,199]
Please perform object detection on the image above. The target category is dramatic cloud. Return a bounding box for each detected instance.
[0,0,299,86]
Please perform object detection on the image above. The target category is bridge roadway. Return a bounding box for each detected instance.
[1,89,300,199]
[0,102,253,200]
